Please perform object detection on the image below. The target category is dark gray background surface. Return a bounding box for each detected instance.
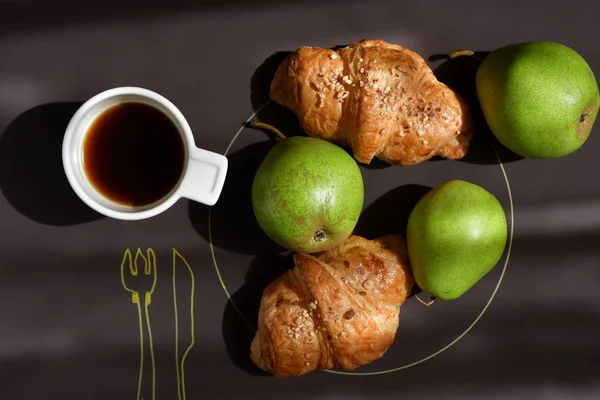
[0,0,599,399]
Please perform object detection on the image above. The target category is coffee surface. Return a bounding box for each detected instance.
[83,102,186,206]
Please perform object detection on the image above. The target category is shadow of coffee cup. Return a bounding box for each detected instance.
[62,86,228,220]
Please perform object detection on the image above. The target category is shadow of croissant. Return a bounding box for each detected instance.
[221,251,294,377]
[250,50,307,139]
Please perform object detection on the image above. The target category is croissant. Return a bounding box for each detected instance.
[269,39,475,166]
[250,234,415,378]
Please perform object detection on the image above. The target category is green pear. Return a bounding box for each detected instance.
[252,136,364,253]
[406,180,507,301]
[476,41,600,159]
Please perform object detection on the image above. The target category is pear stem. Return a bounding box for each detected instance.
[448,49,484,63]
[249,121,287,141]
[415,294,436,307]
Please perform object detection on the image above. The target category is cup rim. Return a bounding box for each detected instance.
[62,86,191,221]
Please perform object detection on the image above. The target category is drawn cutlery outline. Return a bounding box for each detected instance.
[120,248,158,400]
[172,249,196,400]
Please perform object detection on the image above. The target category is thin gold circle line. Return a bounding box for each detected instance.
[210,102,515,376]
[224,102,270,156]
[323,141,515,376]
[209,209,234,301]
[209,103,271,332]
[211,102,270,300]
[209,209,257,331]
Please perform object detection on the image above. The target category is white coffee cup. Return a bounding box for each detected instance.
[62,86,228,220]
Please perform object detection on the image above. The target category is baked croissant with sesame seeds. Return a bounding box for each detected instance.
[250,234,415,378]
[269,39,475,166]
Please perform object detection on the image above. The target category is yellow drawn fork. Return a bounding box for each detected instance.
[120,248,158,400]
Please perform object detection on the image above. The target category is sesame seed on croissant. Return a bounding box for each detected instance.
[250,234,414,378]
[269,39,474,166]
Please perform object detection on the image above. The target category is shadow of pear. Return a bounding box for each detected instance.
[221,251,294,376]
[188,140,286,255]
[354,184,432,297]
[354,183,432,298]
[0,102,104,226]
[429,51,524,165]
[354,183,432,239]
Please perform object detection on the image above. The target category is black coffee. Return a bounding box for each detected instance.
[83,102,186,207]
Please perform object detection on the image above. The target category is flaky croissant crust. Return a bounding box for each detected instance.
[250,234,414,378]
[270,39,474,166]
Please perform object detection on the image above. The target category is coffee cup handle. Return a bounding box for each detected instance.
[177,147,228,206]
